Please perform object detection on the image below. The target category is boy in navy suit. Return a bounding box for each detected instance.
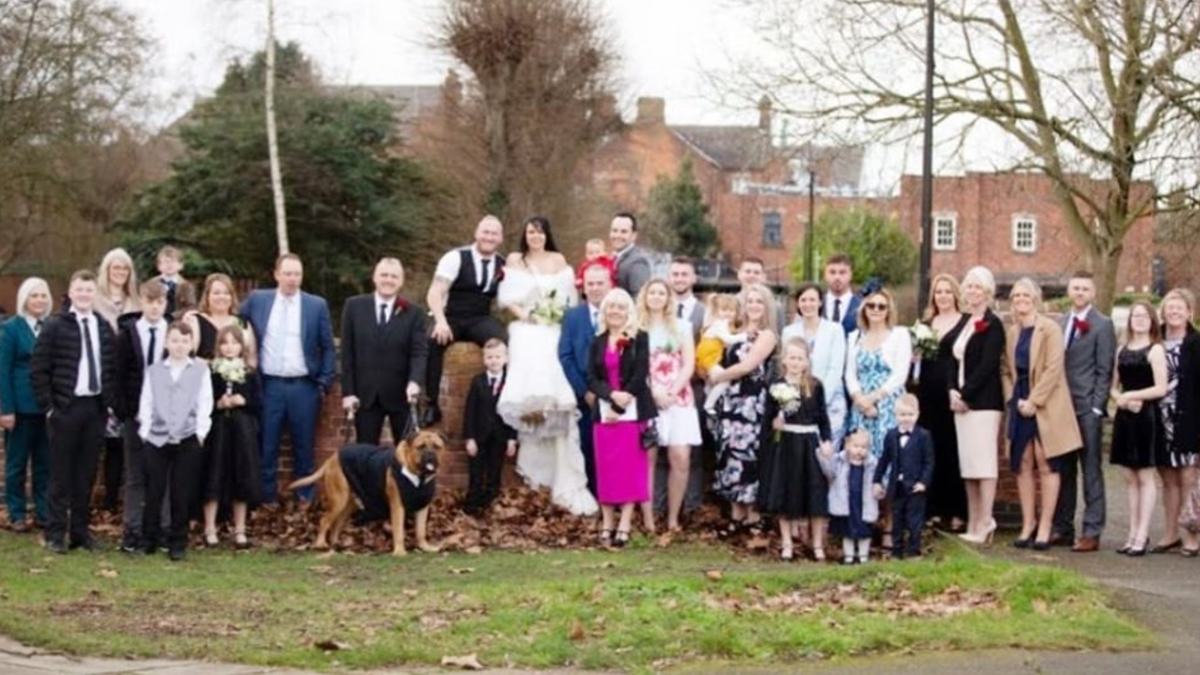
[462,339,517,514]
[873,394,934,559]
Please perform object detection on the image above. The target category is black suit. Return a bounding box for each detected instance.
[951,309,1006,411]
[587,330,655,423]
[114,314,167,547]
[462,369,516,512]
[874,426,934,556]
[30,309,117,548]
[340,294,429,445]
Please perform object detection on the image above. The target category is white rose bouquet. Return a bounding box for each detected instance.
[909,321,939,359]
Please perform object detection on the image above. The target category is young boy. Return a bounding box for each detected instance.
[462,338,517,515]
[148,245,196,320]
[31,270,118,553]
[873,394,934,559]
[115,280,169,553]
[137,321,212,561]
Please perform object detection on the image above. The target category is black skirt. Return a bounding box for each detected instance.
[203,408,262,508]
[757,429,829,518]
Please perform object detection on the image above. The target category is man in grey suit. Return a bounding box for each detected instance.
[1054,271,1116,552]
[610,212,652,297]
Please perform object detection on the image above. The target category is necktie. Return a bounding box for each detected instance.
[900,432,910,446]
[590,308,598,329]
[146,326,157,368]
[82,316,99,394]
[676,302,684,319]
[480,258,491,292]
[833,298,842,322]
[165,279,177,309]
[379,303,388,327]
[34,319,43,337]
[490,376,500,396]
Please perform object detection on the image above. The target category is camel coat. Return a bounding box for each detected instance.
[1003,314,1083,459]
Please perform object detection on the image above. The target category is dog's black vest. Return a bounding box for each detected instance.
[446,248,503,319]
[339,444,436,523]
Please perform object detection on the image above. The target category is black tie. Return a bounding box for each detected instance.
[480,258,491,291]
[82,317,99,394]
[833,298,842,322]
[164,280,177,309]
[900,433,910,446]
[146,326,157,368]
[676,303,684,319]
[489,376,499,396]
[34,319,43,337]
[379,303,388,327]
[1067,321,1077,349]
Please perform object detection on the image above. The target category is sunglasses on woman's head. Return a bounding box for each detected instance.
[864,302,888,311]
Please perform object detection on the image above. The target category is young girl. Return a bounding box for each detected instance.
[202,325,261,549]
[575,238,616,291]
[759,339,832,561]
[819,429,880,564]
[1110,301,1169,556]
[696,294,747,413]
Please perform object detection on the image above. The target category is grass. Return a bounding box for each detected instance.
[0,532,1151,672]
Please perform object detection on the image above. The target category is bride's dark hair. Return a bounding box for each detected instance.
[519,216,559,256]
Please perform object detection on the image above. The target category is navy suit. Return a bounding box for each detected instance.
[240,289,335,501]
[0,317,49,524]
[558,303,598,496]
[874,426,934,556]
[830,294,860,334]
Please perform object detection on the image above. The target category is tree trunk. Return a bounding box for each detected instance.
[1093,244,1121,312]
[265,0,289,255]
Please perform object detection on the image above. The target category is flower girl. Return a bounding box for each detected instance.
[202,325,261,549]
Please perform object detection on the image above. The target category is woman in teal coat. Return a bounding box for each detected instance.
[0,277,53,530]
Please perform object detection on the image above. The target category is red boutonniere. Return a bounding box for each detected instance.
[494,266,505,284]
[973,318,989,334]
[616,335,632,352]
[394,297,409,313]
[1073,318,1090,336]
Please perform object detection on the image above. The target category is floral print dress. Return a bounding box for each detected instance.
[712,337,771,504]
[848,346,899,459]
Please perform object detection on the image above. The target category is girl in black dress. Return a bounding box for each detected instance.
[1110,301,1169,556]
[759,339,833,561]
[202,325,261,549]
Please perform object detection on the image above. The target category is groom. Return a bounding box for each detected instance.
[423,216,507,426]
[558,264,613,497]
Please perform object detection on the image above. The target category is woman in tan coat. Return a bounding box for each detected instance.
[1003,278,1083,550]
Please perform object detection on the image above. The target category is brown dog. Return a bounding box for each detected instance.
[287,430,443,556]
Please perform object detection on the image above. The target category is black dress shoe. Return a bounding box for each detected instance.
[1150,539,1182,554]
[1011,538,1032,549]
[1047,533,1073,547]
[168,548,187,562]
[45,539,68,554]
[1031,541,1052,551]
[69,539,95,552]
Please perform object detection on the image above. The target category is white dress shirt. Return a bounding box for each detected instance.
[136,317,168,367]
[137,358,214,444]
[676,294,698,321]
[262,291,307,377]
[1065,305,1092,348]
[588,303,600,331]
[824,290,854,323]
[71,309,103,396]
[374,292,396,325]
[433,245,499,292]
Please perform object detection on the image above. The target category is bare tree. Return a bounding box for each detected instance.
[434,0,620,237]
[713,0,1200,308]
[264,0,289,255]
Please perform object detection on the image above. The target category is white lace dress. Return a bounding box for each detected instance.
[497,266,598,516]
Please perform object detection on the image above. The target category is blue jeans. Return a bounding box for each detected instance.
[4,414,49,523]
[261,376,321,502]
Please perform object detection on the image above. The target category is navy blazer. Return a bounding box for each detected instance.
[0,317,42,415]
[840,295,861,334]
[873,426,935,498]
[240,289,335,390]
[558,303,596,401]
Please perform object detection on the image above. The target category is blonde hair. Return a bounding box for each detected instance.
[896,392,920,413]
[741,283,778,334]
[703,294,741,332]
[199,273,240,316]
[1010,277,1043,307]
[962,266,996,303]
[1160,288,1195,326]
[856,288,898,330]
[844,428,871,457]
[923,273,961,322]
[636,278,684,339]
[585,238,606,252]
[781,338,816,397]
[15,277,53,320]
[97,248,140,306]
[597,288,639,337]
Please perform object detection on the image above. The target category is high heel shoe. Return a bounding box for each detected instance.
[599,529,613,547]
[959,519,997,545]
[614,529,630,548]
[204,530,219,547]
[780,546,794,561]
[234,531,250,550]
[1126,539,1149,557]
[1031,540,1051,551]
[1011,537,1032,549]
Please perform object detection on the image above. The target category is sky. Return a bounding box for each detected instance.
[121,0,760,129]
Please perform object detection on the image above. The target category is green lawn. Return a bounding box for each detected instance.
[0,532,1150,672]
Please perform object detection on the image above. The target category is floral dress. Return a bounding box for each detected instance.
[1162,337,1189,467]
[848,346,899,459]
[649,325,701,446]
[712,337,771,504]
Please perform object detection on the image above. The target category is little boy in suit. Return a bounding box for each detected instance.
[873,394,934,559]
[147,245,196,321]
[462,338,517,515]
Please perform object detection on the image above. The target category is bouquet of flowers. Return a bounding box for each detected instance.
[530,288,566,325]
[769,382,802,415]
[212,357,247,385]
[909,321,939,359]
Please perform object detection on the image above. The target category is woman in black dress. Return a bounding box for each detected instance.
[201,324,261,548]
[1110,301,1169,556]
[758,339,833,561]
[184,273,256,364]
[917,273,969,531]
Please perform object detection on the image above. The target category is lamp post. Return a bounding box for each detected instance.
[804,168,816,281]
[916,0,936,312]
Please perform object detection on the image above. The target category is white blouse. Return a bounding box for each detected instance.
[781,318,847,405]
[845,326,912,398]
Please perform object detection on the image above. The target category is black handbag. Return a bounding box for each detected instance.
[640,419,659,450]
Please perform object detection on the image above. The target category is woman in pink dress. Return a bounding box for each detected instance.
[588,288,654,547]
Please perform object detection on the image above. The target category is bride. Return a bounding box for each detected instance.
[497,216,598,516]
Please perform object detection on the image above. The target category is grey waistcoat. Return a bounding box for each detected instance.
[145,362,205,447]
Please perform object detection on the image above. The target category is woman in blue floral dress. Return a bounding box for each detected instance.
[846,288,912,460]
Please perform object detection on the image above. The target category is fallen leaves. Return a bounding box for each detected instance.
[568,619,586,641]
[313,639,351,652]
[705,569,724,581]
[705,581,1000,619]
[441,653,484,670]
[94,568,119,579]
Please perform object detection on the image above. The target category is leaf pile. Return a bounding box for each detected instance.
[705,582,1000,618]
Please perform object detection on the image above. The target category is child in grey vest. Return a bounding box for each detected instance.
[137,321,212,560]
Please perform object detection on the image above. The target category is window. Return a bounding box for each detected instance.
[762,211,783,248]
[933,214,957,251]
[1012,215,1037,253]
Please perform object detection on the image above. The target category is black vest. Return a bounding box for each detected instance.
[446,248,503,320]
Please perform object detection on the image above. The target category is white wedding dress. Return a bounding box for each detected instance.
[497,266,598,516]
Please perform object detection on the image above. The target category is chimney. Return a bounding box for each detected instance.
[758,95,772,132]
[636,97,665,126]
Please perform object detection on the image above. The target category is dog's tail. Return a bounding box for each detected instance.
[285,463,327,491]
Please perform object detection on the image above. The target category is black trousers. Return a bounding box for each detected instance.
[143,436,202,552]
[424,315,505,412]
[46,396,105,546]
[890,490,927,556]
[465,434,508,512]
[100,435,124,511]
[355,402,410,446]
